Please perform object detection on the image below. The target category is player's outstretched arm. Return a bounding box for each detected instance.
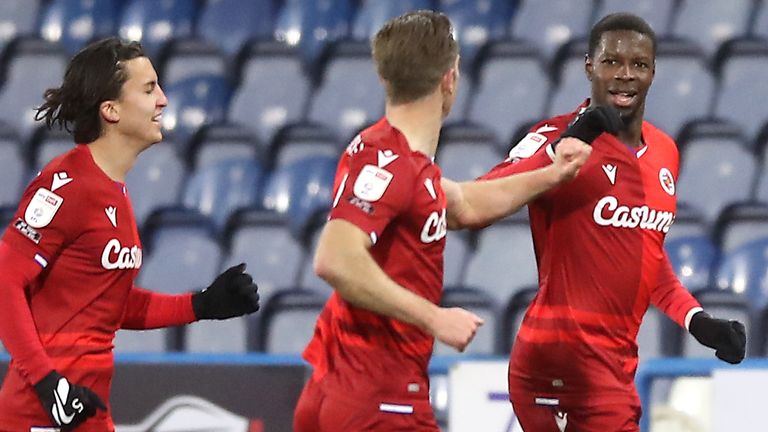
[191,263,260,320]
[314,219,484,351]
[689,311,746,364]
[443,137,591,230]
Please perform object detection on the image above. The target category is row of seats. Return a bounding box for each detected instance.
[2,35,768,167]
[1,117,767,233]
[4,0,768,66]
[108,283,766,359]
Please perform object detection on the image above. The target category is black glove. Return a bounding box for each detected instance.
[689,311,746,364]
[557,105,623,146]
[192,263,260,320]
[34,370,106,430]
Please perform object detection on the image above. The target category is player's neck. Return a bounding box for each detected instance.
[87,136,142,182]
[385,95,443,158]
[618,114,644,148]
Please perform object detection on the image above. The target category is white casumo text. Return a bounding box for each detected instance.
[420,209,447,243]
[101,238,142,270]
[592,196,674,233]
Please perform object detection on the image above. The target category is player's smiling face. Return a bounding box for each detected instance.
[113,57,168,147]
[586,30,654,123]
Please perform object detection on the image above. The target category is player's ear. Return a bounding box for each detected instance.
[100,100,119,123]
[585,54,594,81]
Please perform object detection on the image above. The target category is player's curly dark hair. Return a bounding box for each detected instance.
[35,37,145,144]
[589,13,657,58]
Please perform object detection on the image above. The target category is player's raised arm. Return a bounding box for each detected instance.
[314,219,483,352]
[444,105,621,230]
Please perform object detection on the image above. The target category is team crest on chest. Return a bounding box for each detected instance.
[659,168,675,196]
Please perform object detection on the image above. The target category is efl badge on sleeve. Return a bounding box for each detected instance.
[508,132,548,159]
[24,188,64,228]
[353,165,393,202]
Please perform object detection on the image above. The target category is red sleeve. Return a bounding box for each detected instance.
[120,287,196,330]
[650,252,702,329]
[329,144,414,240]
[0,241,53,384]
[479,148,554,180]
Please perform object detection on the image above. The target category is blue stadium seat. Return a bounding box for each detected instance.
[671,0,753,58]
[229,41,310,147]
[159,39,227,87]
[713,39,768,141]
[0,1,43,54]
[664,235,717,293]
[138,209,220,295]
[679,289,752,358]
[714,238,768,312]
[444,231,469,288]
[274,0,354,68]
[0,126,24,207]
[510,0,596,62]
[434,287,498,355]
[467,40,549,145]
[0,206,18,238]
[31,128,74,172]
[188,124,260,171]
[755,143,768,202]
[270,123,341,169]
[436,123,501,180]
[665,203,706,242]
[547,39,590,117]
[197,0,275,56]
[160,74,232,150]
[185,317,248,353]
[256,289,325,353]
[125,143,186,229]
[39,0,121,55]
[0,38,67,143]
[500,287,537,353]
[261,155,337,234]
[637,306,678,362]
[222,209,305,303]
[593,0,677,36]
[675,120,757,224]
[307,41,384,142]
[645,39,715,138]
[713,202,768,255]
[752,1,768,40]
[437,0,514,68]
[113,328,168,353]
[297,222,333,297]
[118,0,200,57]
[352,0,434,41]
[463,217,537,304]
[182,159,263,231]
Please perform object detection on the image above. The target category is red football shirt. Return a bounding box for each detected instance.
[0,145,142,429]
[302,118,447,404]
[482,101,701,407]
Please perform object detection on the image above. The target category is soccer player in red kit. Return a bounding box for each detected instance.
[480,13,747,431]
[292,10,617,432]
[0,38,260,431]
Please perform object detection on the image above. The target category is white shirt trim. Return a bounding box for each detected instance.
[684,306,704,331]
[545,143,556,161]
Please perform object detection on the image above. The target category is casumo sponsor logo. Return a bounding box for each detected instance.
[592,196,674,233]
[101,238,142,270]
[420,209,447,243]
